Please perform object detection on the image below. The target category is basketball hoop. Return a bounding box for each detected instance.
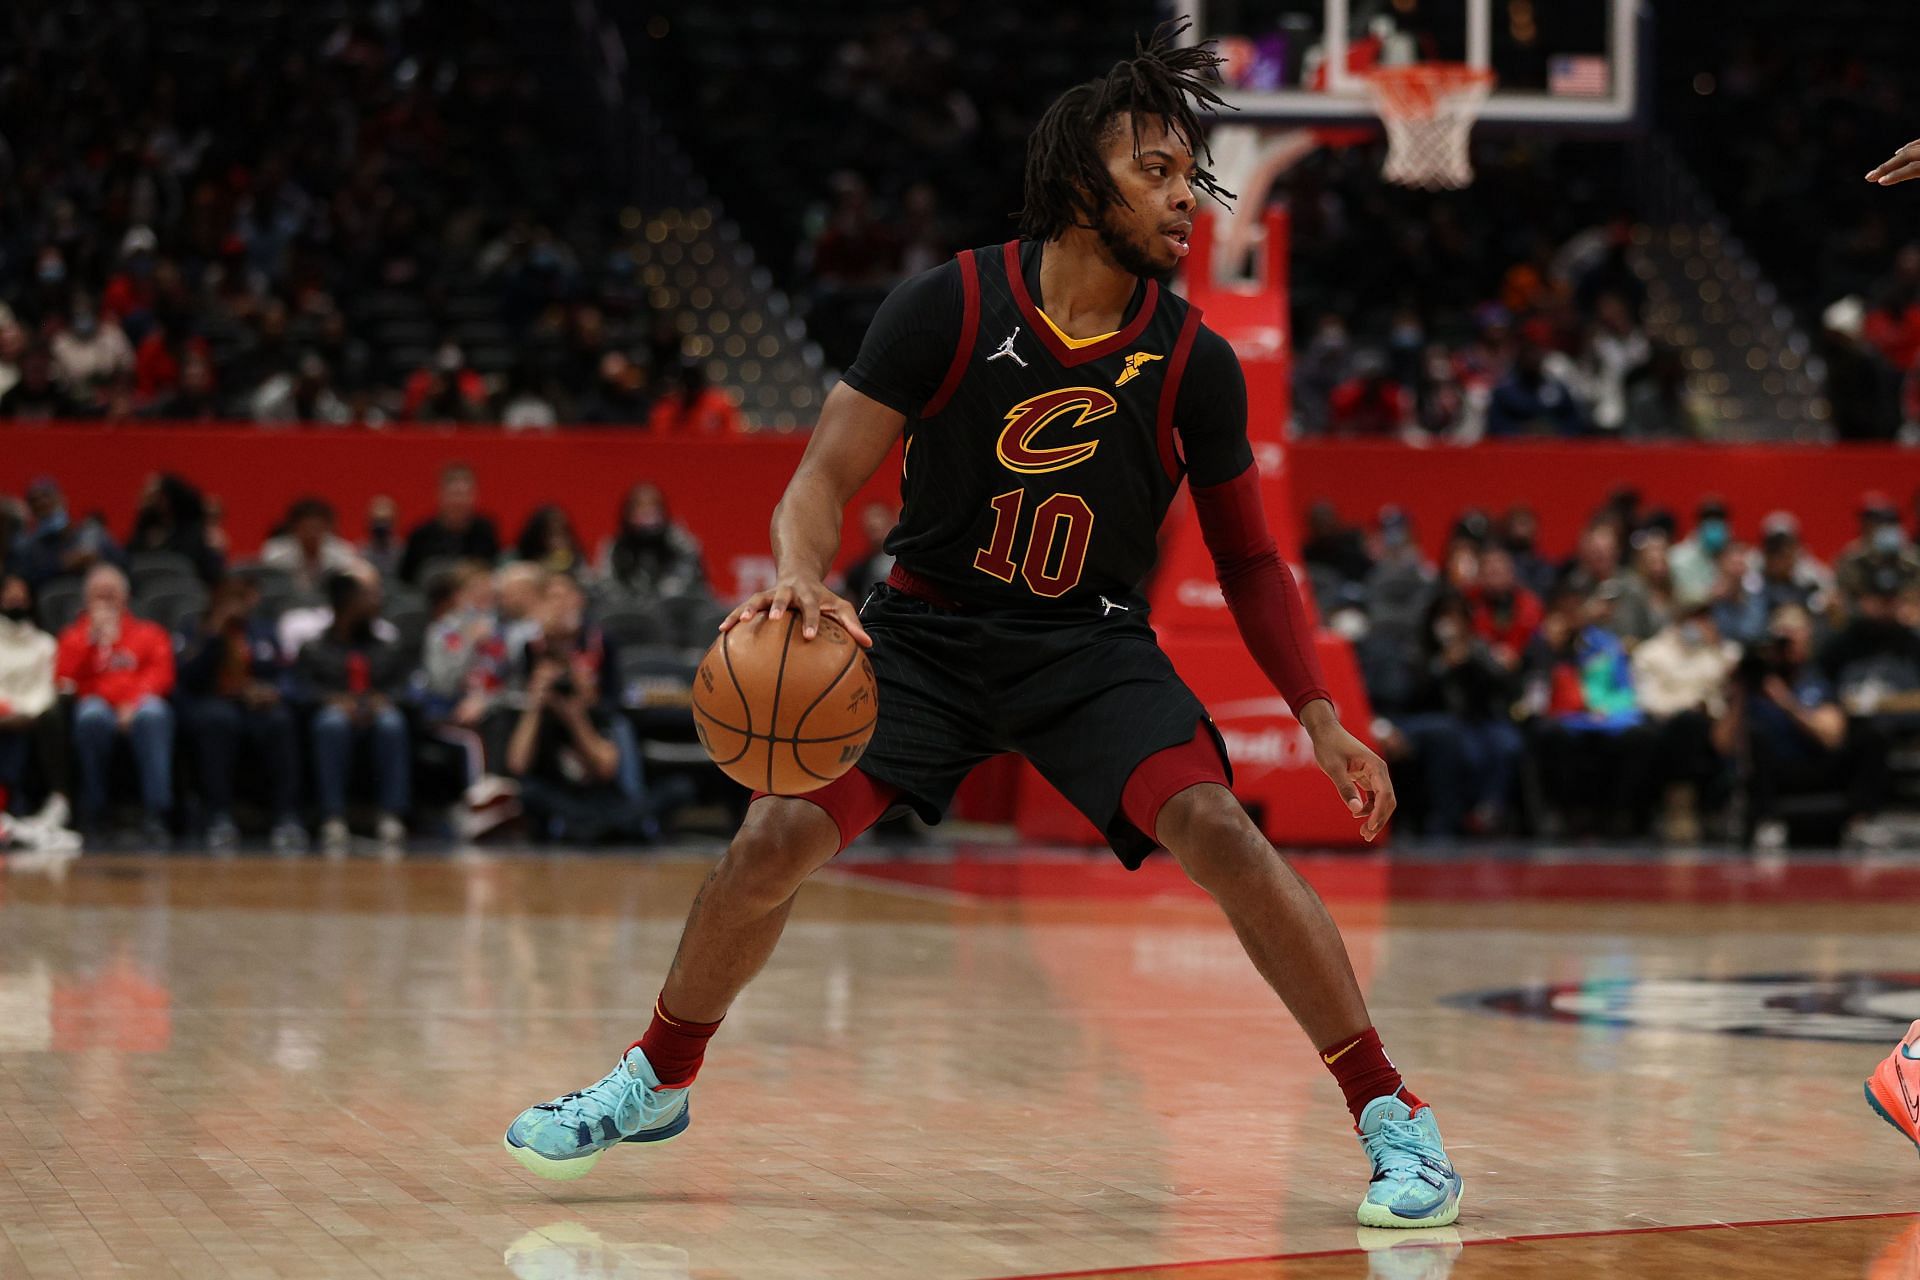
[1364,63,1495,190]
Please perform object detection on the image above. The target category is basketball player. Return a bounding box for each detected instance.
[1861,134,1920,1156]
[507,26,1462,1228]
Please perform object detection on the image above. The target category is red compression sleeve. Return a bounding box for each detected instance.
[1190,465,1333,716]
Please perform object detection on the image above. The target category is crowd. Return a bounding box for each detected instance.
[1665,7,1918,441]
[1284,129,1701,442]
[0,465,745,854]
[0,0,752,431]
[1310,488,1920,847]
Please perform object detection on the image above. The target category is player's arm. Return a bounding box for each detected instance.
[1179,329,1397,841]
[1867,138,1920,185]
[725,382,905,646]
[721,258,963,646]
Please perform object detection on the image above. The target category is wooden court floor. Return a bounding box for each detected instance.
[1,846,1917,1278]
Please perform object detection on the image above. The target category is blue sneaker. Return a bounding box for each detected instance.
[503,1046,691,1181]
[1355,1093,1463,1228]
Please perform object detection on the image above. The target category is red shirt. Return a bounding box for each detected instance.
[647,387,744,436]
[55,613,176,709]
[1467,586,1543,654]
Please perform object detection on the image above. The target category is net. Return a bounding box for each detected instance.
[1364,63,1496,190]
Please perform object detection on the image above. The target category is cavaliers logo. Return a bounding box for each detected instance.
[1114,350,1163,387]
[996,387,1115,475]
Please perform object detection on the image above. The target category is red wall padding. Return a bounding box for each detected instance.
[1286,440,1920,562]
[0,425,901,599]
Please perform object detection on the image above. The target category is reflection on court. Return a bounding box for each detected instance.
[0,848,1912,1278]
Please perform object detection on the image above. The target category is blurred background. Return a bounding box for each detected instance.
[2,0,1918,858]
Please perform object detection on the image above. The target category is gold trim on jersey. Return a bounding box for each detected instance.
[1037,307,1120,351]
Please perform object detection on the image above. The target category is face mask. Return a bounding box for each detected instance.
[1,606,29,623]
[1872,525,1904,555]
[1699,518,1729,554]
[1679,622,1705,648]
[71,312,98,338]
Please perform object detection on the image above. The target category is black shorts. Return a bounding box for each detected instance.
[853,583,1229,868]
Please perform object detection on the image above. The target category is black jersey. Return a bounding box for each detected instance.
[841,239,1252,611]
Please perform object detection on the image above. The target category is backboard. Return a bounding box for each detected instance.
[1184,0,1647,128]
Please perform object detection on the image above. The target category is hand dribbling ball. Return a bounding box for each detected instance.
[693,613,878,794]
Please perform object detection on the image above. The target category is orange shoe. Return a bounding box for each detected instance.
[1866,1020,1920,1158]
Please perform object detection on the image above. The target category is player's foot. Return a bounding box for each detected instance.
[504,1045,691,1181]
[1865,1019,1920,1157]
[1356,1093,1463,1228]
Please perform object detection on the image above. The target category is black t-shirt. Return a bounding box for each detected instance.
[838,242,1253,609]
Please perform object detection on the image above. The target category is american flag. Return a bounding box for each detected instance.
[1549,55,1610,97]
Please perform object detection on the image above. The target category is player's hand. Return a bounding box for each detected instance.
[1308,717,1396,842]
[722,577,872,647]
[1867,138,1920,185]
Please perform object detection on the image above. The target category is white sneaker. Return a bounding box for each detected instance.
[375,813,406,856]
[17,794,71,834]
[319,818,351,858]
[1753,819,1789,852]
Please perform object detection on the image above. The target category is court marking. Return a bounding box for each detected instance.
[991,1209,1920,1278]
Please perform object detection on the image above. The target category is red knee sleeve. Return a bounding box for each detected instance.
[751,768,900,853]
[1120,721,1232,846]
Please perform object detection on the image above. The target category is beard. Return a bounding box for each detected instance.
[1094,209,1175,285]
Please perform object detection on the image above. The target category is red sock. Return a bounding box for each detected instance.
[632,997,723,1088]
[1319,1026,1423,1124]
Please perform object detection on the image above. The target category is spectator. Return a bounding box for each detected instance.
[296,570,411,856]
[1391,593,1524,838]
[127,472,225,583]
[808,171,901,288]
[144,349,222,421]
[507,575,686,842]
[360,496,404,580]
[402,343,490,424]
[1610,528,1677,645]
[843,502,899,605]
[275,558,398,689]
[1728,604,1890,849]
[600,484,709,601]
[1835,493,1920,605]
[10,478,120,588]
[1561,524,1627,600]
[1524,583,1652,837]
[0,314,26,401]
[174,578,303,854]
[1487,340,1586,437]
[1302,501,1375,588]
[250,352,351,425]
[1581,293,1651,435]
[0,574,79,851]
[646,360,745,436]
[418,563,520,841]
[501,368,562,431]
[1630,603,1739,842]
[1669,498,1732,607]
[1465,547,1542,668]
[514,506,588,578]
[494,562,549,677]
[131,316,208,413]
[50,297,135,415]
[101,227,160,342]
[261,498,360,594]
[1495,505,1557,601]
[1820,296,1900,442]
[1750,514,1832,623]
[1325,350,1411,438]
[1293,314,1352,436]
[0,345,87,421]
[55,565,175,845]
[519,575,619,707]
[1819,568,1920,714]
[398,463,500,584]
[578,351,654,424]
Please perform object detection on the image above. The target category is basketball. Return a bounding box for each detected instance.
[692,613,878,795]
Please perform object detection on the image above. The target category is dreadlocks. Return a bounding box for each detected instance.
[1018,20,1235,242]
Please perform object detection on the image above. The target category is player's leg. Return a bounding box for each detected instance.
[504,779,894,1181]
[1153,781,1369,1047]
[1138,764,1461,1229]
